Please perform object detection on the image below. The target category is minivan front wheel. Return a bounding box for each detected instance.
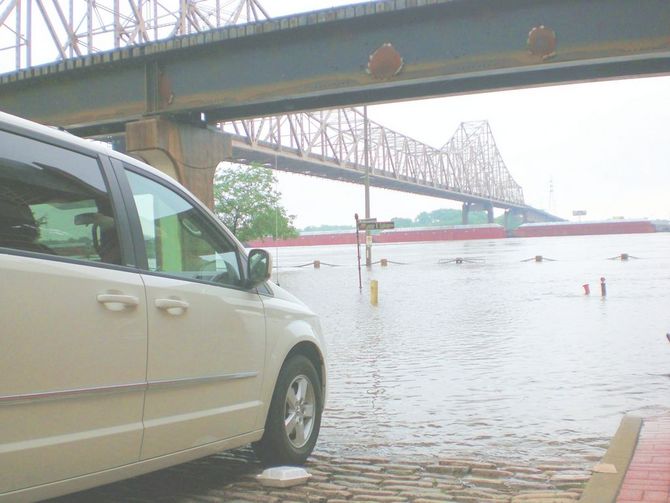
[253,355,322,466]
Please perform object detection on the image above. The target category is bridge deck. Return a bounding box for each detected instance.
[2,0,669,129]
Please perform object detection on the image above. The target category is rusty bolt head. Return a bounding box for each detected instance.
[367,43,404,79]
[527,25,557,60]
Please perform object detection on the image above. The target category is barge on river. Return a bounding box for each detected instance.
[247,219,666,248]
[512,219,659,238]
[247,224,506,247]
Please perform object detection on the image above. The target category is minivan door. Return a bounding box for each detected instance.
[120,167,266,460]
[0,131,147,494]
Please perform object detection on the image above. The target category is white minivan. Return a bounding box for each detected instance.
[0,111,326,502]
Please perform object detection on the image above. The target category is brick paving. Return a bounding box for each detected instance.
[49,448,589,503]
[616,414,670,503]
[45,413,670,502]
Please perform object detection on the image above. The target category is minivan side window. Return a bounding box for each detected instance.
[0,130,122,265]
[124,169,242,287]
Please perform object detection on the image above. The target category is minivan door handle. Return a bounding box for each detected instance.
[97,293,140,311]
[154,298,189,316]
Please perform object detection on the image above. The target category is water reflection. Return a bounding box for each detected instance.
[272,233,670,466]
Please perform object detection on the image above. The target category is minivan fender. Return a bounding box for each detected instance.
[255,321,327,431]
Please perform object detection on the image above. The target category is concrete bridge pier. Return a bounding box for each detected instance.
[504,209,532,229]
[125,117,231,210]
[485,204,494,224]
[462,202,471,224]
[463,202,495,224]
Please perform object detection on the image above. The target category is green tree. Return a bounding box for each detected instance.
[427,208,453,225]
[213,163,298,242]
[412,208,489,227]
[414,211,433,226]
[390,217,413,228]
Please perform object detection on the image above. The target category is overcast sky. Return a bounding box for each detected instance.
[274,76,670,227]
[266,1,670,228]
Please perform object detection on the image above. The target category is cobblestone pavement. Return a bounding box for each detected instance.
[616,413,670,503]
[50,448,590,503]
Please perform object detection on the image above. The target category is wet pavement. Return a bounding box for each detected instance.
[51,448,589,502]
[616,413,670,503]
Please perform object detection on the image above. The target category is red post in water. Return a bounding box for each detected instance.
[583,284,590,295]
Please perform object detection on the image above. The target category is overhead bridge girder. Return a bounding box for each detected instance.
[1,0,670,131]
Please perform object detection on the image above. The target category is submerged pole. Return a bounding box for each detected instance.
[370,280,378,305]
[355,213,362,291]
[364,106,372,268]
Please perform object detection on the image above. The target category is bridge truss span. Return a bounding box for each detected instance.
[0,0,268,71]
[443,121,525,207]
[220,108,525,209]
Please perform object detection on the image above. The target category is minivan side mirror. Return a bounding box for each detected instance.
[246,249,272,288]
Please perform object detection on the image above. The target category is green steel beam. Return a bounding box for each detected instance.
[1,0,670,132]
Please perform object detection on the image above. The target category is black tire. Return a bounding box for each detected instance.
[253,355,322,466]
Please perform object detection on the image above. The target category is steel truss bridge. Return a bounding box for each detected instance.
[221,110,529,212]
[0,0,268,70]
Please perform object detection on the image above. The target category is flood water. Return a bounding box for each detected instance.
[270,232,670,466]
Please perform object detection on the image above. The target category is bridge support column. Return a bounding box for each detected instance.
[486,204,494,224]
[125,117,231,210]
[462,203,471,225]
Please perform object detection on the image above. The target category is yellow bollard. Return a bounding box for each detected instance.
[370,280,378,305]
[313,260,320,269]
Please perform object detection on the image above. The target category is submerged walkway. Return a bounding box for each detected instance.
[581,413,670,503]
[616,414,670,503]
[48,414,670,502]
[51,448,588,502]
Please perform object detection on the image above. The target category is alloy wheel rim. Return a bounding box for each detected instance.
[284,374,316,449]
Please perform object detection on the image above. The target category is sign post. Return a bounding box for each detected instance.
[354,214,362,291]
[364,106,371,267]
[355,216,395,290]
[357,219,395,231]
[572,210,587,222]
